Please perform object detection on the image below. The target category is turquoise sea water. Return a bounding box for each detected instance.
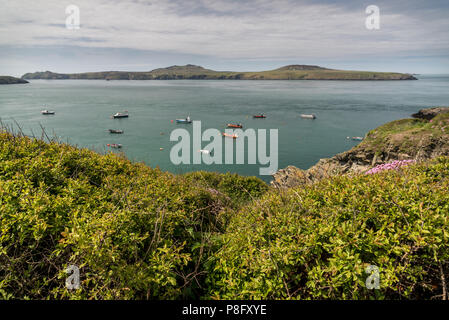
[1,75,449,182]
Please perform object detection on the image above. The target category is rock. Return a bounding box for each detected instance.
[412,107,449,120]
[272,107,449,188]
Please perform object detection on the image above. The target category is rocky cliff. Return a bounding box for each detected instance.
[272,106,449,188]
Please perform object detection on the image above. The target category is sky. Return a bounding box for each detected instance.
[1,0,449,77]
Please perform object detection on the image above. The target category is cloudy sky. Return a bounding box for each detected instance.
[1,0,449,76]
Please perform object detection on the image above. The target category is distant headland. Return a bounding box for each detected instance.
[0,76,29,85]
[21,64,417,81]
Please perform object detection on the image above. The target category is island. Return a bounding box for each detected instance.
[21,64,417,81]
[0,76,29,84]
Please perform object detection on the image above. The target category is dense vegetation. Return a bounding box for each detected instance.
[21,64,417,81]
[0,130,267,299]
[209,158,449,299]
[0,129,447,300]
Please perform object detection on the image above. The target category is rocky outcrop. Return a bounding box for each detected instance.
[272,107,449,188]
[412,107,449,120]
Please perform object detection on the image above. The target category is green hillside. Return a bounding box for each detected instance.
[0,76,28,84]
[1,115,448,299]
[21,64,417,81]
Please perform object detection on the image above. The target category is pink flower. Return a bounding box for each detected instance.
[366,159,416,175]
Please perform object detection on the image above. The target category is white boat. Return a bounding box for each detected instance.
[41,109,55,115]
[113,111,129,118]
[176,116,192,123]
[300,114,316,119]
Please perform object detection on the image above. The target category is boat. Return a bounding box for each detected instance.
[253,114,266,118]
[222,132,238,139]
[108,129,124,134]
[300,114,316,119]
[113,111,129,118]
[350,136,364,141]
[176,116,192,124]
[41,109,55,115]
[227,123,243,128]
[107,143,122,148]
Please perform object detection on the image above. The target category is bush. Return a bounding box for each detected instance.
[0,132,241,299]
[206,158,449,299]
[1,131,448,300]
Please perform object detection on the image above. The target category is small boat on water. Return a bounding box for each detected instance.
[113,111,129,118]
[176,116,192,124]
[300,114,316,119]
[222,132,238,139]
[41,109,55,115]
[253,114,266,118]
[107,143,122,148]
[108,129,124,134]
[227,123,243,128]
[347,136,363,141]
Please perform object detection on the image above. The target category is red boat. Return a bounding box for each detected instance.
[107,143,122,148]
[222,132,238,139]
[253,114,266,118]
[227,123,243,128]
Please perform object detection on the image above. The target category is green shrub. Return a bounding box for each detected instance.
[0,132,233,299]
[1,131,448,300]
[183,171,268,208]
[206,158,449,299]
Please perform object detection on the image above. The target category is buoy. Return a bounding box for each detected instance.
[171,120,174,123]
[107,144,110,146]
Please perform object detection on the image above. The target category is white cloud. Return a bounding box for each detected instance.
[0,0,448,60]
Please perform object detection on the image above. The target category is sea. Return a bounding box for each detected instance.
[1,75,449,182]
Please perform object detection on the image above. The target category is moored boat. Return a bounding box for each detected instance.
[176,116,192,123]
[351,136,363,141]
[222,132,238,139]
[107,143,122,148]
[300,114,316,119]
[41,109,55,115]
[108,129,124,134]
[113,111,129,118]
[227,123,243,128]
[253,114,266,118]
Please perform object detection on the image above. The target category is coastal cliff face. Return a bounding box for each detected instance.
[272,107,449,188]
